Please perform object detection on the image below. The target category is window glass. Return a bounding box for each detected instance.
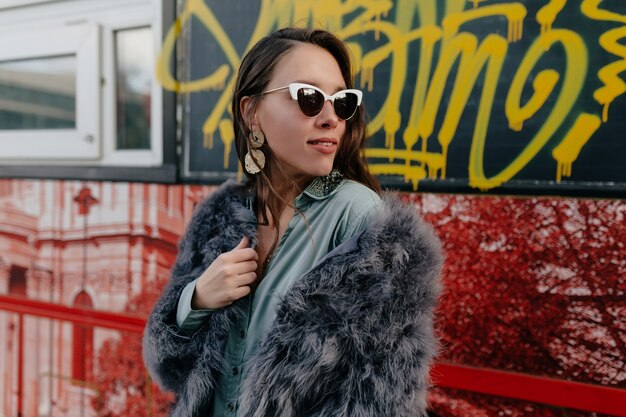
[0,55,76,130]
[115,27,152,150]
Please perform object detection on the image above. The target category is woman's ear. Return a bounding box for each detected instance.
[240,96,257,131]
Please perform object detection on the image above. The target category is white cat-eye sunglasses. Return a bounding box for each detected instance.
[261,82,363,120]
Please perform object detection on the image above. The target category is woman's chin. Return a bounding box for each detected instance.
[312,163,335,177]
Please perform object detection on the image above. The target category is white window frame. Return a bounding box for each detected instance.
[0,0,163,167]
[0,22,101,160]
[0,0,54,10]
[101,13,163,167]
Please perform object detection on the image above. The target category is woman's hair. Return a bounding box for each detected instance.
[232,27,380,253]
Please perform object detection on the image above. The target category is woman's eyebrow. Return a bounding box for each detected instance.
[293,80,347,92]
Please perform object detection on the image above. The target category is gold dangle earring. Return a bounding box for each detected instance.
[244,129,265,174]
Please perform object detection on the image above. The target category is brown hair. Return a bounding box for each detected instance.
[232,27,380,253]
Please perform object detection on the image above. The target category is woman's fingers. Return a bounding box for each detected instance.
[233,271,257,287]
[231,285,251,300]
[192,236,258,309]
[227,247,258,262]
[227,260,257,276]
[225,236,257,262]
[234,235,249,250]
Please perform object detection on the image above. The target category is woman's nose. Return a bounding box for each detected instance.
[316,100,340,128]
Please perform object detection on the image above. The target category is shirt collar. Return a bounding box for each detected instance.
[299,170,345,201]
[244,170,345,212]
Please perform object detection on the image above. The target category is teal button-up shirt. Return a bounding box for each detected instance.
[176,176,381,417]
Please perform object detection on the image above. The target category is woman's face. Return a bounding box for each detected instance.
[250,43,347,181]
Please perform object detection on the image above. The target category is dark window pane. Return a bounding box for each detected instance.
[115,27,152,150]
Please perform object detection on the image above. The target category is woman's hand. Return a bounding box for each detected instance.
[191,236,258,309]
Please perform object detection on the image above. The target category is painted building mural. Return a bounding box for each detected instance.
[0,1,624,417]
[0,180,209,417]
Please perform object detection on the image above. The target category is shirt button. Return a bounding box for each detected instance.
[239,329,245,338]
[227,402,235,412]
[232,367,239,375]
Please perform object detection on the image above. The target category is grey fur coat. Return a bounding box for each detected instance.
[143,181,443,417]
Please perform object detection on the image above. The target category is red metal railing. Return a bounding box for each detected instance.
[432,363,625,416]
[0,294,144,333]
[1,294,624,416]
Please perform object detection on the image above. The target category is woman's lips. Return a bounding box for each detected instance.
[307,138,337,154]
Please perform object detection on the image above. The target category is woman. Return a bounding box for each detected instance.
[143,27,442,417]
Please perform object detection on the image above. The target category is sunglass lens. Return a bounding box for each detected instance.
[297,87,324,117]
[333,92,359,120]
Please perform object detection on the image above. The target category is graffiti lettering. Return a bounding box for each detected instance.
[470,29,587,189]
[157,0,626,190]
[594,27,626,122]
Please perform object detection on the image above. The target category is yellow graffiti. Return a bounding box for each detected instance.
[537,0,566,36]
[418,33,475,158]
[581,1,626,122]
[506,70,560,131]
[156,0,235,93]
[343,23,443,159]
[552,113,601,182]
[339,20,412,161]
[581,0,626,24]
[156,0,624,191]
[218,119,234,169]
[442,3,526,42]
[470,29,587,190]
[445,35,508,183]
[594,27,626,122]
[202,76,236,149]
[468,0,489,10]
[394,0,440,165]
[401,25,441,163]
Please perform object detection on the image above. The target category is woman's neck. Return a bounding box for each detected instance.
[269,172,314,202]
[253,167,318,228]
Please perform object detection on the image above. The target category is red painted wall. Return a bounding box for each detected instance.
[0,179,623,417]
